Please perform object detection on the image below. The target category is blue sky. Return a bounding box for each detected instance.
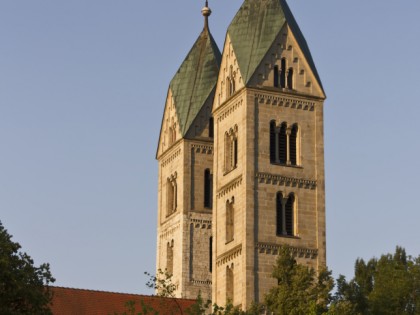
[1,0,420,295]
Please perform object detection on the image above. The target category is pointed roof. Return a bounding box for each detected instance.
[227,0,324,92]
[169,27,221,136]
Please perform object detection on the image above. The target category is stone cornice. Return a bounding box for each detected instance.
[255,92,316,111]
[256,242,318,259]
[161,148,181,168]
[190,218,212,229]
[256,172,316,190]
[191,143,213,155]
[215,98,244,123]
[159,221,181,240]
[190,279,212,286]
[216,244,242,267]
[217,175,243,199]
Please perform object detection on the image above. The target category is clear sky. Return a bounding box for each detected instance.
[1,0,420,295]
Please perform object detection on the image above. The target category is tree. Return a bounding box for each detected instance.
[264,247,334,315]
[0,221,55,315]
[330,246,420,315]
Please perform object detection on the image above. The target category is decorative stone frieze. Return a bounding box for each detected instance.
[191,144,213,154]
[162,149,181,167]
[190,218,212,229]
[217,99,243,123]
[216,244,242,267]
[255,93,315,111]
[256,172,316,190]
[217,175,243,199]
[256,242,318,259]
[190,279,212,286]
[159,222,181,240]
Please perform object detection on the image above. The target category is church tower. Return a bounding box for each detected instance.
[155,2,221,299]
[211,0,327,308]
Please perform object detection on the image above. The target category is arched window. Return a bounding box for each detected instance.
[274,65,279,87]
[270,121,277,163]
[168,127,173,146]
[270,122,300,166]
[167,174,177,216]
[233,138,238,168]
[226,264,234,303]
[290,124,298,166]
[167,240,174,275]
[276,192,295,236]
[226,198,234,243]
[204,169,212,208]
[287,68,294,89]
[209,237,213,273]
[285,194,295,236]
[224,126,239,173]
[280,58,287,88]
[278,123,287,164]
[209,117,214,138]
[276,192,284,236]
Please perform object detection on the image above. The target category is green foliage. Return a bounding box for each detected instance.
[330,246,420,315]
[264,246,334,315]
[0,221,55,315]
[145,269,177,298]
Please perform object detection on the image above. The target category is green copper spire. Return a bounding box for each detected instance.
[169,2,221,136]
[227,0,324,91]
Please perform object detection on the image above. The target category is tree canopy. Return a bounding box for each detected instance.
[0,221,55,315]
[330,246,420,315]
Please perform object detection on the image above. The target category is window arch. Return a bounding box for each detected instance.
[285,194,295,236]
[278,123,288,164]
[287,68,294,90]
[204,169,213,208]
[276,192,295,236]
[269,122,299,166]
[167,240,174,275]
[226,197,234,243]
[226,263,234,303]
[290,124,298,166]
[270,120,277,163]
[280,58,287,88]
[224,126,238,173]
[167,173,177,216]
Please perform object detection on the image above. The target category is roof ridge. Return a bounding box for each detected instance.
[49,286,196,301]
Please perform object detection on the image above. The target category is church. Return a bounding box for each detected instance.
[155,0,327,309]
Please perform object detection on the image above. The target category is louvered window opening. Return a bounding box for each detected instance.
[276,192,295,237]
[270,122,298,166]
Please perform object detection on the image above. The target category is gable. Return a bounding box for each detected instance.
[213,34,245,109]
[247,25,325,98]
[227,0,324,94]
[156,89,182,158]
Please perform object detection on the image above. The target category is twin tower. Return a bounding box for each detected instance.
[155,0,327,308]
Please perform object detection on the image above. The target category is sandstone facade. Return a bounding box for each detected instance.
[156,0,327,308]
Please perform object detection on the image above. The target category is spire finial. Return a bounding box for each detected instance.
[201,0,211,30]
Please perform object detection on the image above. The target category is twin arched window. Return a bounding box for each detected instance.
[274,58,293,89]
[270,121,299,166]
[276,193,295,236]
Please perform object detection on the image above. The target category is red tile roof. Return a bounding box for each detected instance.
[49,287,196,315]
